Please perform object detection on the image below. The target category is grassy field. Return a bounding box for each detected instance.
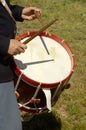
[11,0,86,130]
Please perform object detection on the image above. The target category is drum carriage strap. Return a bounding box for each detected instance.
[15,72,23,91]
[15,72,23,99]
[15,72,41,107]
[51,79,71,106]
[42,88,51,112]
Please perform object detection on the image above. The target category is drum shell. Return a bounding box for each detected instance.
[13,31,75,113]
[14,73,70,113]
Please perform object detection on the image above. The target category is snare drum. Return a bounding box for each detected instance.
[13,31,75,113]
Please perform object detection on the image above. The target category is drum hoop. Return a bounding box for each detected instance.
[15,31,75,88]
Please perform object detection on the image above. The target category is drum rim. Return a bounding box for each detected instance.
[14,31,75,88]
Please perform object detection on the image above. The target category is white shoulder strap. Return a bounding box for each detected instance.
[0,0,16,23]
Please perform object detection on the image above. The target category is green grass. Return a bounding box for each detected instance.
[11,0,86,129]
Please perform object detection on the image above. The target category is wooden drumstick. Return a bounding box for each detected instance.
[22,18,57,56]
[30,4,51,55]
[23,18,58,44]
[29,3,44,26]
[34,9,50,55]
[34,10,44,26]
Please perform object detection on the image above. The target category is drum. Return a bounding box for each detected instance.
[13,31,75,113]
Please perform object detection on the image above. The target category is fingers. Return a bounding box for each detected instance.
[33,7,41,16]
[28,6,41,16]
[14,44,25,54]
[31,7,42,19]
[22,7,41,20]
[22,14,36,20]
[8,39,27,55]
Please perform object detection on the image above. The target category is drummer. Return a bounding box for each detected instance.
[0,0,41,130]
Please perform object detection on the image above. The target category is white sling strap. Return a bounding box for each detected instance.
[0,0,16,23]
[42,88,51,111]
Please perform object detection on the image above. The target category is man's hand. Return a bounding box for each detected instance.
[21,6,41,20]
[8,39,27,55]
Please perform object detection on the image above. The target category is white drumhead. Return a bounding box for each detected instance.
[14,36,72,84]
